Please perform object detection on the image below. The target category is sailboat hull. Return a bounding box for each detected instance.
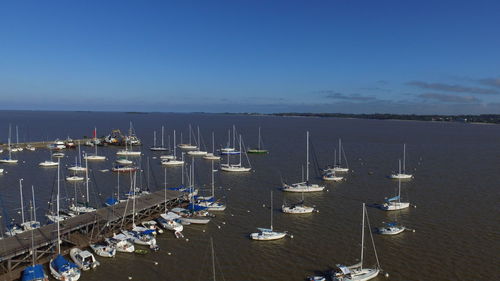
[380,202,410,211]
[390,173,413,179]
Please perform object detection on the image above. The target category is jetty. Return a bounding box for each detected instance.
[0,189,182,281]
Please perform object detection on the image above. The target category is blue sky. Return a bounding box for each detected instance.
[0,0,499,114]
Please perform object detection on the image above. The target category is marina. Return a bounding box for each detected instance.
[0,112,498,280]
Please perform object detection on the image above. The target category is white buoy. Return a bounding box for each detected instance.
[202,229,205,232]
[186,238,189,242]
[154,262,158,265]
[262,204,266,207]
[128,277,132,280]
[385,272,389,278]
[168,252,172,255]
[247,210,250,213]
[222,222,226,225]
[217,225,221,229]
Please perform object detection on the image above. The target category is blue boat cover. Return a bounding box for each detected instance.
[105,197,118,206]
[385,195,400,202]
[22,264,46,281]
[51,254,78,273]
[140,229,155,235]
[386,221,398,227]
[168,185,187,191]
[189,203,208,211]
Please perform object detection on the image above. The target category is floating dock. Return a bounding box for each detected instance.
[0,189,182,281]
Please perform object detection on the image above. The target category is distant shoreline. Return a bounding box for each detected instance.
[0,110,498,125]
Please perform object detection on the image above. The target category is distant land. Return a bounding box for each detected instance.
[225,112,500,124]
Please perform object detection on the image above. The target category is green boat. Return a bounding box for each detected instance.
[247,127,269,154]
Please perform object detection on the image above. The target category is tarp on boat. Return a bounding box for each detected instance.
[105,197,118,206]
[161,212,181,220]
[51,254,78,273]
[22,264,46,281]
[188,203,208,211]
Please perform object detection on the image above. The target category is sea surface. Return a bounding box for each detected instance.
[0,110,498,281]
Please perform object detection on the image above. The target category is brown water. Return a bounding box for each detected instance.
[0,111,499,280]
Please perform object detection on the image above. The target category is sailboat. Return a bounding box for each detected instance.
[221,125,240,155]
[6,181,41,236]
[21,201,49,281]
[282,192,315,214]
[12,125,24,152]
[325,139,349,173]
[332,203,381,281]
[68,156,96,214]
[250,191,287,241]
[247,127,268,154]
[381,164,410,211]
[162,130,184,166]
[156,167,184,233]
[150,126,168,151]
[49,160,81,281]
[84,128,106,161]
[197,161,226,211]
[178,124,198,150]
[121,172,158,249]
[203,131,221,160]
[68,143,87,172]
[0,137,18,164]
[390,144,413,179]
[187,126,208,156]
[220,135,251,172]
[282,131,324,192]
[322,159,344,182]
[116,137,141,156]
[66,157,85,181]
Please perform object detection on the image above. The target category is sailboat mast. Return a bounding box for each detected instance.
[31,185,36,222]
[19,179,25,224]
[132,171,136,226]
[197,126,200,151]
[211,237,216,281]
[173,130,177,158]
[189,124,192,145]
[78,142,82,166]
[164,167,167,213]
[94,127,98,155]
[16,125,19,145]
[85,154,89,205]
[181,152,185,185]
[117,170,120,202]
[270,191,273,231]
[232,125,236,148]
[361,203,365,270]
[153,131,157,147]
[161,126,165,148]
[30,201,35,266]
[258,127,261,150]
[238,135,242,166]
[339,139,342,165]
[403,144,406,174]
[56,158,61,254]
[306,131,310,182]
[212,131,215,154]
[211,161,215,197]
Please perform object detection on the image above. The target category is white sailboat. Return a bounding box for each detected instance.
[84,128,106,161]
[390,144,413,179]
[49,159,81,281]
[282,192,315,214]
[150,126,168,151]
[5,181,41,236]
[68,143,87,172]
[221,125,240,155]
[197,161,226,211]
[381,164,410,211]
[69,156,96,214]
[162,130,184,166]
[332,203,381,281]
[0,137,18,164]
[116,138,141,156]
[178,124,198,150]
[12,125,23,152]
[282,131,324,192]
[325,139,349,173]
[250,191,287,241]
[121,172,158,248]
[220,134,251,172]
[203,131,221,160]
[105,234,135,253]
[187,126,208,156]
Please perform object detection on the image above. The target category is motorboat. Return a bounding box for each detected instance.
[69,248,100,270]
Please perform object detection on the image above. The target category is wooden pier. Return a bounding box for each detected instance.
[0,189,182,281]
